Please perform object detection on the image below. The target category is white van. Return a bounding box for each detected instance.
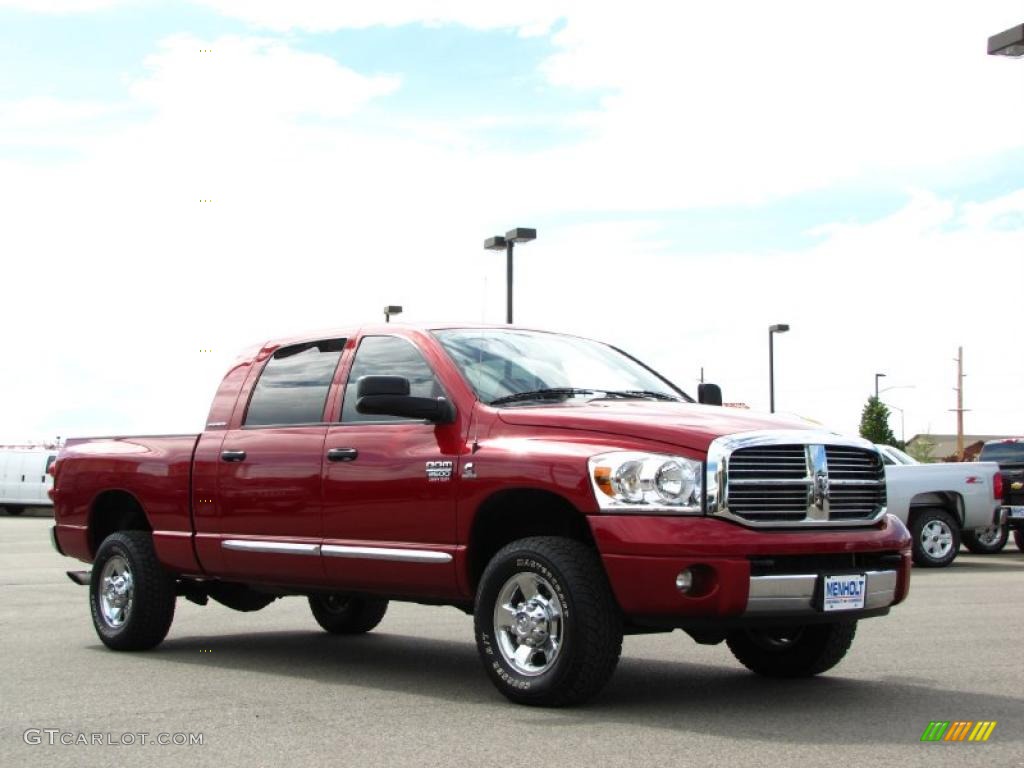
[0,449,56,515]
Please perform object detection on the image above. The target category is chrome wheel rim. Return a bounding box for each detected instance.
[921,519,954,559]
[99,555,134,628]
[493,572,564,677]
[976,526,1003,546]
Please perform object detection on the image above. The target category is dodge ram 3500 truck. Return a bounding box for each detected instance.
[51,325,912,706]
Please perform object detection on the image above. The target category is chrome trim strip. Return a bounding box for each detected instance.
[321,545,453,563]
[706,429,887,528]
[744,569,898,614]
[222,539,320,556]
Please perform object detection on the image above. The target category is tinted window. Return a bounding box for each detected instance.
[244,339,345,426]
[341,336,444,423]
[45,455,56,473]
[980,441,1024,464]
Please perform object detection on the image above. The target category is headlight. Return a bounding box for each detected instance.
[589,451,703,514]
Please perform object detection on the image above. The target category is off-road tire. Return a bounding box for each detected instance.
[90,531,176,651]
[474,536,622,707]
[309,594,388,634]
[727,622,857,678]
[962,525,1008,554]
[910,508,960,567]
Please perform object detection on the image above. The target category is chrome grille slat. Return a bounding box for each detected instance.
[713,437,887,527]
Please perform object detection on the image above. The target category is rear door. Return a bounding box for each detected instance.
[213,338,345,584]
[320,334,463,596]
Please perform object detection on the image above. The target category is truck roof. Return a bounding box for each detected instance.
[257,323,590,352]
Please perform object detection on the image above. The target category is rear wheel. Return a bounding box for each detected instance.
[727,622,857,677]
[1014,528,1024,553]
[5,506,24,516]
[90,531,176,650]
[474,536,622,707]
[962,525,1008,554]
[308,594,388,634]
[910,508,960,567]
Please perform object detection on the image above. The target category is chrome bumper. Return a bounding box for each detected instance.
[745,570,898,615]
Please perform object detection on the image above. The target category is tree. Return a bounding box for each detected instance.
[859,396,898,445]
[906,435,937,463]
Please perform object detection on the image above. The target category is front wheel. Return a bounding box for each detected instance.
[90,531,176,650]
[474,537,622,707]
[910,508,960,567]
[962,525,1008,554]
[308,594,388,634]
[727,622,857,678]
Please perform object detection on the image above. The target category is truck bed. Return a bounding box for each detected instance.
[53,434,201,570]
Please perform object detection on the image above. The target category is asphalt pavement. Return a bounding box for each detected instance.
[2,511,1022,768]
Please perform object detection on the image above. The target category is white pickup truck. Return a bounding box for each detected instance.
[876,445,1003,567]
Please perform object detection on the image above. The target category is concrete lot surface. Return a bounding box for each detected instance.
[2,512,1022,768]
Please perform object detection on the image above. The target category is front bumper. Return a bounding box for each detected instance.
[590,513,912,623]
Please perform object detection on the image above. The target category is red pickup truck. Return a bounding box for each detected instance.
[51,325,911,706]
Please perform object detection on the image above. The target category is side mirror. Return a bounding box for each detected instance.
[357,375,410,398]
[355,376,456,424]
[698,383,723,406]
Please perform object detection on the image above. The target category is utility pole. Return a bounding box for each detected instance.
[952,346,966,460]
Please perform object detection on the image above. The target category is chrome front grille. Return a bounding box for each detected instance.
[706,431,887,528]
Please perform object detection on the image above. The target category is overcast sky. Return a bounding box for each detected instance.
[1,0,1022,444]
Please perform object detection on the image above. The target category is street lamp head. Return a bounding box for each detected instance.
[988,23,1024,56]
[505,227,536,243]
[769,324,790,334]
[384,305,402,316]
[484,235,507,251]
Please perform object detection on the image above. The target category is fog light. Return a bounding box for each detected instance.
[675,569,694,593]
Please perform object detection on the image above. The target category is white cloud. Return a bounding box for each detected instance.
[194,0,568,35]
[0,13,1021,443]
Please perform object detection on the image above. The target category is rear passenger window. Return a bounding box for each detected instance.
[244,339,345,426]
[341,336,444,423]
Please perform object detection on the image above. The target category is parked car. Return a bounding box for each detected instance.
[0,448,56,516]
[979,438,1024,553]
[875,444,1003,566]
[52,325,912,706]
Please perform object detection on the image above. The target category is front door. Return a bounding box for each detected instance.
[321,335,462,596]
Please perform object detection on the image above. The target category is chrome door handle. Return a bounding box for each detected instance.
[326,448,359,462]
[220,450,247,462]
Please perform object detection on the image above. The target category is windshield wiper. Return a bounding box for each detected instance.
[598,390,682,402]
[489,388,597,406]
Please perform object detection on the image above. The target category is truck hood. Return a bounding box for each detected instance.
[496,401,824,453]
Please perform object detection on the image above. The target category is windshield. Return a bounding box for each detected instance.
[980,441,1024,464]
[433,329,690,406]
[878,445,918,465]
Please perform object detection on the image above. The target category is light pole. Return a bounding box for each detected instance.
[874,372,886,400]
[768,324,789,413]
[988,23,1024,56]
[883,402,906,445]
[484,227,536,324]
[383,305,402,323]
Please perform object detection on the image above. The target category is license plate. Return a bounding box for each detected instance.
[822,574,866,612]
[1005,506,1024,519]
